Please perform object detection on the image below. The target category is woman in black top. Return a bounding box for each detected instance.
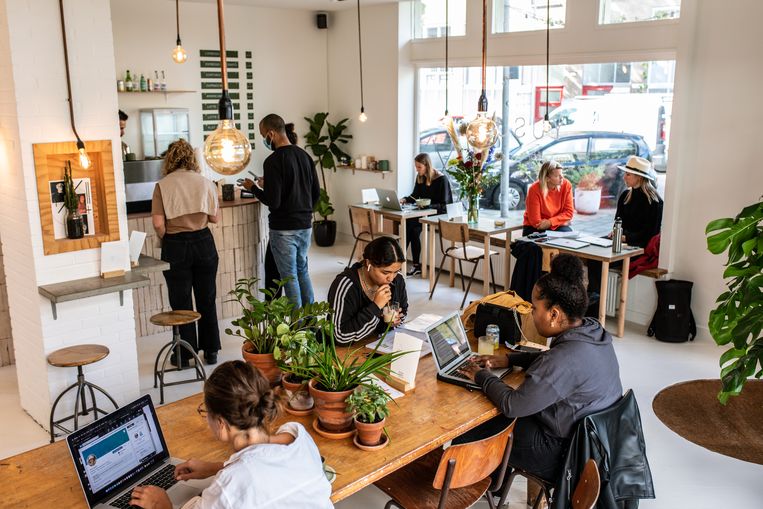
[327,237,408,344]
[401,153,453,276]
[612,156,663,248]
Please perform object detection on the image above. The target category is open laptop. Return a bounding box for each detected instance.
[427,312,512,390]
[376,189,416,211]
[67,394,211,509]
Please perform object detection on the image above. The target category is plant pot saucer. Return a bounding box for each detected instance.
[312,417,355,439]
[285,403,314,417]
[353,432,389,451]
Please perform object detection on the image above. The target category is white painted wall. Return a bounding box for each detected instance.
[111,0,328,181]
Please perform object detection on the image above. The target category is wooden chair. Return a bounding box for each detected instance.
[375,418,516,509]
[430,219,498,309]
[572,459,600,509]
[347,206,399,267]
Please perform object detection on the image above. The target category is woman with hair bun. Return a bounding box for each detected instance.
[458,254,622,483]
[128,361,332,509]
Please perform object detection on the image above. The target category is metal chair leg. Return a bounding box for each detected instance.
[429,256,448,300]
[458,260,466,291]
[49,380,79,443]
[347,237,360,267]
[461,261,480,309]
[489,256,497,294]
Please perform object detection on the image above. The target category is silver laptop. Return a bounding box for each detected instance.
[66,395,211,509]
[376,189,416,211]
[427,312,512,390]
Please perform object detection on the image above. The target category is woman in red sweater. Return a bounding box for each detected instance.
[522,160,574,236]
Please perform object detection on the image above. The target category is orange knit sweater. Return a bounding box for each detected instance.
[523,179,574,229]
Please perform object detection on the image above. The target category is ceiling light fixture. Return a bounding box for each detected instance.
[444,0,449,118]
[172,0,188,64]
[203,0,251,175]
[543,0,552,132]
[58,0,90,169]
[465,0,498,151]
[356,0,367,122]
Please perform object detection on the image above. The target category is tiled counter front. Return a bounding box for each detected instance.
[0,241,13,366]
[127,198,266,337]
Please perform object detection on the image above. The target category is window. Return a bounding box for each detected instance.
[413,0,466,39]
[599,0,681,25]
[493,0,567,33]
[541,138,588,164]
[590,137,637,161]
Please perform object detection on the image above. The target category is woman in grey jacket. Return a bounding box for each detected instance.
[459,254,623,483]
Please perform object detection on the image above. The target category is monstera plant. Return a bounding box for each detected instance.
[705,196,763,404]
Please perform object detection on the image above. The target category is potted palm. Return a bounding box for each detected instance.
[346,383,392,449]
[304,112,352,247]
[63,161,84,239]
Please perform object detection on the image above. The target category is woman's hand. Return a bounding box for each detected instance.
[373,284,392,309]
[537,219,552,231]
[129,485,172,509]
[473,354,509,370]
[175,459,223,481]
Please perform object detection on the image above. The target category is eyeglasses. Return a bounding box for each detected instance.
[197,403,208,418]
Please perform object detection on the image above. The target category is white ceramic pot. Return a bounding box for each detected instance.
[574,188,602,215]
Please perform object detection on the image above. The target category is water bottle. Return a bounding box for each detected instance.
[486,324,500,351]
[612,217,623,253]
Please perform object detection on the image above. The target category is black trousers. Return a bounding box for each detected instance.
[405,218,423,265]
[161,228,220,353]
[453,414,569,484]
[264,241,281,301]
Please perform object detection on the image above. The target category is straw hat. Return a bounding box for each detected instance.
[617,156,655,182]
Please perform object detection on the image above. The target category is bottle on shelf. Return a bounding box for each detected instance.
[153,71,161,91]
[147,75,154,91]
[139,73,147,92]
[124,69,133,92]
[160,70,167,91]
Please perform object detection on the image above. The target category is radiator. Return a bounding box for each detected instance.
[606,271,620,317]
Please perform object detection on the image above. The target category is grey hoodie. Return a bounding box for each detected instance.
[475,317,623,439]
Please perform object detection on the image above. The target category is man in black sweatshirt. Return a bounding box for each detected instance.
[244,114,320,308]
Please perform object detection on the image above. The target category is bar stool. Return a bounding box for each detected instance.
[150,310,206,404]
[47,344,119,443]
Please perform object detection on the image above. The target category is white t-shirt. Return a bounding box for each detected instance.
[182,422,333,509]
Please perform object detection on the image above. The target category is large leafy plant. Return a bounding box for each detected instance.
[226,277,330,356]
[346,383,392,424]
[304,112,352,221]
[705,197,763,404]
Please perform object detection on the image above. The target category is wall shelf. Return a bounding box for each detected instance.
[337,165,392,179]
[118,90,196,94]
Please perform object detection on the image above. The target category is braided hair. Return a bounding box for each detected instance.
[535,253,588,320]
[203,361,282,430]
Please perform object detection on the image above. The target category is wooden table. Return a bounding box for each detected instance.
[420,212,525,296]
[0,346,524,507]
[352,203,437,276]
[523,238,644,337]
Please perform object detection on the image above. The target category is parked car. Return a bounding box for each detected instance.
[480,131,652,210]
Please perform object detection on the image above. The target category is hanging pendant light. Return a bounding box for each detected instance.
[542,0,552,133]
[204,0,251,175]
[465,0,498,151]
[356,0,367,122]
[172,0,188,64]
[58,0,90,169]
[443,0,449,118]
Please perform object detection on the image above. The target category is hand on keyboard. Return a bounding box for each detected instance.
[125,485,173,509]
[456,359,482,383]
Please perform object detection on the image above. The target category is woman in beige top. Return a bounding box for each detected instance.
[152,139,221,365]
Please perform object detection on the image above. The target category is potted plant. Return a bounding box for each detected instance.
[346,383,392,448]
[63,161,84,239]
[304,112,352,247]
[705,197,763,404]
[226,277,327,385]
[306,328,407,434]
[569,166,604,215]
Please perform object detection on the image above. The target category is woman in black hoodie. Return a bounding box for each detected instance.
[459,254,622,483]
[327,237,409,344]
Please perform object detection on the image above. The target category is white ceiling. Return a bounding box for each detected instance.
[182,0,401,12]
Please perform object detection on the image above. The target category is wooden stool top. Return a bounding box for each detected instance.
[150,310,201,327]
[47,344,110,368]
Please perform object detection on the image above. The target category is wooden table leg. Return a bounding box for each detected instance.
[483,235,491,295]
[399,218,407,276]
[616,257,631,338]
[421,222,428,279]
[449,240,455,288]
[598,261,610,327]
[429,225,437,292]
[504,231,512,291]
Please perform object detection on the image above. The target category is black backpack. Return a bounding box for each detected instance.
[473,302,522,345]
[647,279,696,342]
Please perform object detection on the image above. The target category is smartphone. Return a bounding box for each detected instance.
[507,343,544,353]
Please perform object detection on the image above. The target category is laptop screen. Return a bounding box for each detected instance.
[66,395,170,508]
[428,313,470,370]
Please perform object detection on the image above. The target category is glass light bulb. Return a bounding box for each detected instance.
[78,147,91,169]
[172,45,188,64]
[543,119,553,133]
[204,119,251,175]
[359,111,368,122]
[465,113,498,150]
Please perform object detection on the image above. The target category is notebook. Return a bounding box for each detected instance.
[578,235,613,248]
[545,238,590,250]
[427,312,511,390]
[66,395,211,509]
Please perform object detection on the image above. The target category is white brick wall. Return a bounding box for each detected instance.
[0,0,138,429]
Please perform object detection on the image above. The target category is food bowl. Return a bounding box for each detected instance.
[415,198,431,209]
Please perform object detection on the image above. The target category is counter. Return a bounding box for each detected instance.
[128,196,265,337]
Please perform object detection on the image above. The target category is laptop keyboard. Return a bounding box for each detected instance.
[110,464,178,508]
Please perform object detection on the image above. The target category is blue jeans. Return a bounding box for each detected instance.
[269,228,314,308]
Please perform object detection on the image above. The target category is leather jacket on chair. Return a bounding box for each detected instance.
[552,390,655,509]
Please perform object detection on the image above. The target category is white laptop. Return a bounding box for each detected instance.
[66,395,211,509]
[376,189,416,211]
[427,312,512,390]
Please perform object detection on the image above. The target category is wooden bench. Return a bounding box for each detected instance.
[611,267,667,279]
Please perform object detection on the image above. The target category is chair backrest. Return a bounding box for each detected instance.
[433,418,516,490]
[437,219,470,255]
[349,206,377,238]
[572,459,600,509]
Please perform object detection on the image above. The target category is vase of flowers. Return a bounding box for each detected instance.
[63,161,84,239]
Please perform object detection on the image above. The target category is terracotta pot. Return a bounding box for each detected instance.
[282,374,314,411]
[241,345,282,386]
[308,379,355,432]
[354,416,386,447]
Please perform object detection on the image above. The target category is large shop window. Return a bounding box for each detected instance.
[417,60,674,215]
[413,0,467,39]
[492,0,567,33]
[599,0,681,24]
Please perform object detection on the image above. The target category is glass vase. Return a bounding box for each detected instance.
[466,193,480,224]
[65,211,85,239]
